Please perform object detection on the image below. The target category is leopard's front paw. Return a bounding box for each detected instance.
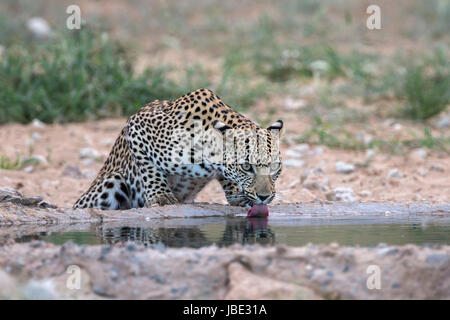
[145,193,179,207]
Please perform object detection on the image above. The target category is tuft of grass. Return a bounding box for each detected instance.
[0,28,207,124]
[399,65,449,121]
[298,117,449,153]
[0,155,38,170]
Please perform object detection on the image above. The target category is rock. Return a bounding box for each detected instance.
[23,166,34,173]
[79,148,100,160]
[285,149,303,158]
[29,155,48,165]
[0,187,47,207]
[82,169,97,179]
[0,269,17,299]
[293,144,310,154]
[31,119,46,129]
[377,248,399,256]
[426,254,450,266]
[412,148,428,160]
[417,167,428,177]
[27,17,52,39]
[31,132,42,142]
[365,149,376,161]
[434,115,449,129]
[62,165,82,179]
[22,279,55,300]
[430,164,445,172]
[283,159,305,168]
[309,60,329,74]
[284,98,307,111]
[387,168,403,179]
[225,263,321,300]
[325,187,356,202]
[358,190,372,197]
[335,161,355,174]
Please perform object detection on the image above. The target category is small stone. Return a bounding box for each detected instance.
[62,165,82,179]
[31,119,46,129]
[283,159,305,168]
[31,132,42,141]
[335,161,355,174]
[377,247,398,256]
[285,149,303,158]
[365,149,376,161]
[27,17,52,38]
[284,98,307,111]
[22,279,55,300]
[325,187,356,202]
[412,148,427,159]
[426,254,450,266]
[29,155,47,165]
[23,166,34,173]
[358,190,372,197]
[387,168,403,179]
[82,169,97,179]
[417,167,428,177]
[430,164,445,172]
[79,148,100,160]
[435,115,449,129]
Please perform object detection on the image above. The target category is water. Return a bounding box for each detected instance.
[8,216,450,248]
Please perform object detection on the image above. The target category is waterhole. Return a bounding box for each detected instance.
[7,215,450,248]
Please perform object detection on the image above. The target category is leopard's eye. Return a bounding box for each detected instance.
[241,163,252,172]
[270,162,281,172]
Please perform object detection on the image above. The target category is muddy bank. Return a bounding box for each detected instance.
[1,198,450,226]
[0,241,449,299]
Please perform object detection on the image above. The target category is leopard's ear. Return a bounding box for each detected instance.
[213,120,232,134]
[266,120,284,137]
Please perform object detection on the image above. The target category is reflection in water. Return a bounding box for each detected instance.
[8,218,450,248]
[97,217,274,248]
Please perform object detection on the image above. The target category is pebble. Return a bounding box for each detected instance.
[365,149,376,161]
[426,254,450,266]
[429,164,444,172]
[377,247,399,256]
[335,161,355,174]
[79,148,100,160]
[417,167,428,177]
[325,187,356,202]
[358,190,372,197]
[412,148,428,159]
[31,119,46,129]
[387,168,403,179]
[62,165,82,179]
[27,17,52,38]
[29,155,48,165]
[284,98,307,111]
[283,159,305,168]
[435,115,449,129]
[22,279,55,300]
[31,132,42,141]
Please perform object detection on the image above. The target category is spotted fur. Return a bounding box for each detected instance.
[73,89,283,210]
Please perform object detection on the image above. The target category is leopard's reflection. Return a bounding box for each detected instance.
[97,218,275,248]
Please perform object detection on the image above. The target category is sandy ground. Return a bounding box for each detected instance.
[0,241,449,299]
[0,113,448,208]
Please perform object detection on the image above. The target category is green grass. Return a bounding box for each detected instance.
[298,117,450,153]
[0,155,39,170]
[0,28,208,124]
[398,64,450,121]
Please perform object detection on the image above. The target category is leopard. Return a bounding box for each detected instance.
[73,88,283,210]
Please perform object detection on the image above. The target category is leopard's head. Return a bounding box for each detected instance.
[211,119,283,207]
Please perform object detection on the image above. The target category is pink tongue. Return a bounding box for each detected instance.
[247,204,269,217]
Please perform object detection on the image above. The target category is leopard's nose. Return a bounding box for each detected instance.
[256,194,270,202]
